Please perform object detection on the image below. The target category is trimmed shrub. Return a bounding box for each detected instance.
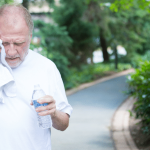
[127,61,150,134]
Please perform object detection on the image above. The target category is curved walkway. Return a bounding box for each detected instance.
[51,70,134,150]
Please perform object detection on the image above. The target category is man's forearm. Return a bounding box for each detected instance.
[51,110,69,131]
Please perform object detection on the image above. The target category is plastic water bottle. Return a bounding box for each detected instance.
[32,84,52,129]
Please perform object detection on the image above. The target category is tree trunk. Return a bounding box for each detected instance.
[100,31,109,62]
[22,0,29,9]
[114,45,118,70]
[90,50,94,64]
[91,55,93,64]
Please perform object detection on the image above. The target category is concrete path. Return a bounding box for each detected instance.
[51,75,129,150]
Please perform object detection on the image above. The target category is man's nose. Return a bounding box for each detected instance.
[7,43,17,56]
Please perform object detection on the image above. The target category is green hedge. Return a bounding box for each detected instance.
[127,61,150,134]
[65,62,132,89]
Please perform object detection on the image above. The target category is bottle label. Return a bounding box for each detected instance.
[32,100,48,109]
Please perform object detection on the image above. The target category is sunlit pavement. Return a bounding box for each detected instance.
[51,75,128,150]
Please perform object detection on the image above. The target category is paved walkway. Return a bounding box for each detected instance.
[51,75,129,150]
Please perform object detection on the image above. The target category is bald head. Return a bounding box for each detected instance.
[0,4,34,35]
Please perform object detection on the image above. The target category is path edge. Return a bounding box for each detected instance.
[66,68,135,96]
[111,97,139,150]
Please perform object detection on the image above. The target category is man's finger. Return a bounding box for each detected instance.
[30,101,33,105]
[37,96,55,104]
[38,109,55,116]
[36,103,55,112]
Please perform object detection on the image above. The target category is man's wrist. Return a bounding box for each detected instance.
[51,109,57,118]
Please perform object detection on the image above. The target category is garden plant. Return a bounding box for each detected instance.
[127,60,150,135]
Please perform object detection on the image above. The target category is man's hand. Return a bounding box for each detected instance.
[30,95,69,131]
[30,95,56,117]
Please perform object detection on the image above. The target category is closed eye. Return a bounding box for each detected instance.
[2,42,9,46]
[14,42,24,46]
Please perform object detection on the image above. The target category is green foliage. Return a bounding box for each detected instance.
[130,51,150,68]
[110,0,134,12]
[84,1,112,62]
[65,62,132,89]
[30,20,73,83]
[0,0,14,6]
[52,0,98,66]
[128,110,133,117]
[48,0,150,67]
[127,61,150,134]
[111,0,150,12]
[83,0,150,63]
[108,3,150,59]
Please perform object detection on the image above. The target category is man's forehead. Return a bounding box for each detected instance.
[0,6,22,16]
[0,13,24,26]
[1,35,27,41]
[0,14,29,36]
[0,6,25,27]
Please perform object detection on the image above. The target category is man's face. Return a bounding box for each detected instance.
[0,14,32,68]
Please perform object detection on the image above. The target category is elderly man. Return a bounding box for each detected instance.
[0,3,73,150]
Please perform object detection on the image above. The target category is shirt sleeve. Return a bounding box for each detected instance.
[52,63,73,117]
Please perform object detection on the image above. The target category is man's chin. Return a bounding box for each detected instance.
[8,62,22,69]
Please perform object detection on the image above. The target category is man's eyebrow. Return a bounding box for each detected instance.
[2,41,25,44]
[14,41,25,43]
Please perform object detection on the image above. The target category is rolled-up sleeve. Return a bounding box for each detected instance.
[52,64,73,117]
